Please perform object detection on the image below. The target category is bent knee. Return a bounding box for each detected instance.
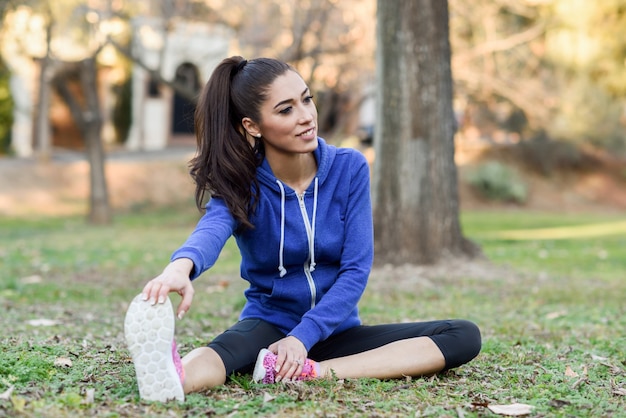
[437,319,482,370]
[456,319,482,359]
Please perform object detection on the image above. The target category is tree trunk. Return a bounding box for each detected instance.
[34,18,53,162]
[52,58,111,225]
[373,0,480,264]
[80,58,111,225]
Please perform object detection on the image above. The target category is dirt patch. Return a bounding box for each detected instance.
[0,149,196,217]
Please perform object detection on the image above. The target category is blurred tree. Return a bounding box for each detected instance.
[52,57,111,224]
[373,0,479,264]
[449,0,626,155]
[33,1,52,161]
[450,1,549,134]
[544,0,626,153]
[202,0,376,139]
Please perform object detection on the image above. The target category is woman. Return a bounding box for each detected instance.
[124,56,481,402]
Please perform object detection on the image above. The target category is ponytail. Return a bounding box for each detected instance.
[189,56,291,230]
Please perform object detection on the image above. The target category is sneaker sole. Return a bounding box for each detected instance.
[124,294,185,402]
[252,348,271,383]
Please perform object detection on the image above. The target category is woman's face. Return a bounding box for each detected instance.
[247,70,318,156]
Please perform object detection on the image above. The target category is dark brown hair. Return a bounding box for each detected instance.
[189,56,292,230]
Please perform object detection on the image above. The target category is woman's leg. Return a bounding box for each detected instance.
[309,319,481,379]
[182,319,286,393]
[181,347,227,393]
[318,336,445,379]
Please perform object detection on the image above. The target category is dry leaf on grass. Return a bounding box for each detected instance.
[54,357,73,367]
[0,386,14,400]
[83,388,95,404]
[565,365,578,377]
[545,310,566,320]
[20,275,43,284]
[263,392,275,403]
[487,403,534,416]
[26,318,61,326]
[565,364,588,378]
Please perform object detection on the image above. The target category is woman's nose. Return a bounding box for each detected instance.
[298,106,315,123]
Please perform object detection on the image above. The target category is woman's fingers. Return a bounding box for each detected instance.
[176,283,194,319]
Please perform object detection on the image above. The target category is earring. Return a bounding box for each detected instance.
[256,133,261,138]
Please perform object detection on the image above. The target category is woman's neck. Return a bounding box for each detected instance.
[267,152,317,195]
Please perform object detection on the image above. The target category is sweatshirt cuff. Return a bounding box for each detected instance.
[170,248,204,280]
[288,317,323,352]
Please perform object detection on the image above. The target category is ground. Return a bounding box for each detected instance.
[2,142,625,217]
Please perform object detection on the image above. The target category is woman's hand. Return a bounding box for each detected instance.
[268,336,308,382]
[142,258,195,320]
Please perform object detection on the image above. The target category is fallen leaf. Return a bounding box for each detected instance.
[263,392,275,403]
[0,386,14,400]
[487,403,534,416]
[54,357,73,368]
[83,388,95,404]
[591,354,608,361]
[20,275,43,284]
[546,310,566,320]
[565,365,578,377]
[26,318,61,327]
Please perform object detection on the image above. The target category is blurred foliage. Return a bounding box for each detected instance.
[544,1,626,154]
[450,0,626,157]
[0,0,625,158]
[467,161,528,204]
[514,135,596,176]
[0,55,13,154]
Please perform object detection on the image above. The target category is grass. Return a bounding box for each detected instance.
[1,207,625,417]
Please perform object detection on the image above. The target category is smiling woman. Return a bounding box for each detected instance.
[123,56,481,403]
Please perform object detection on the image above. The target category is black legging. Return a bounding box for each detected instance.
[208,318,481,378]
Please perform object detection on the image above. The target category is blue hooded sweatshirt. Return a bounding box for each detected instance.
[170,137,374,351]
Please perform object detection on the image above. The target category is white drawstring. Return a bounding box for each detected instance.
[309,177,318,273]
[275,178,319,277]
[276,180,287,277]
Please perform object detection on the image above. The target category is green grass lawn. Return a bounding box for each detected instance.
[1,208,624,417]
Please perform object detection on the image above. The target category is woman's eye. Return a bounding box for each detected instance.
[304,95,314,103]
[279,106,292,115]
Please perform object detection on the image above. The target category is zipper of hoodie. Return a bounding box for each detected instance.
[297,192,317,309]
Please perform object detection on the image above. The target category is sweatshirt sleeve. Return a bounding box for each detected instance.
[288,151,373,350]
[170,197,238,280]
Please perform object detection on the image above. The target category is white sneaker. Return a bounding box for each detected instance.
[124,294,185,402]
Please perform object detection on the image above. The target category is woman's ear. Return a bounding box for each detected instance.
[242,117,260,138]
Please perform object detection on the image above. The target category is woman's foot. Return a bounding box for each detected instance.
[124,294,185,402]
[252,348,320,384]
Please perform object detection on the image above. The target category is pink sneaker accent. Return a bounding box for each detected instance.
[172,340,185,384]
[252,348,319,384]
